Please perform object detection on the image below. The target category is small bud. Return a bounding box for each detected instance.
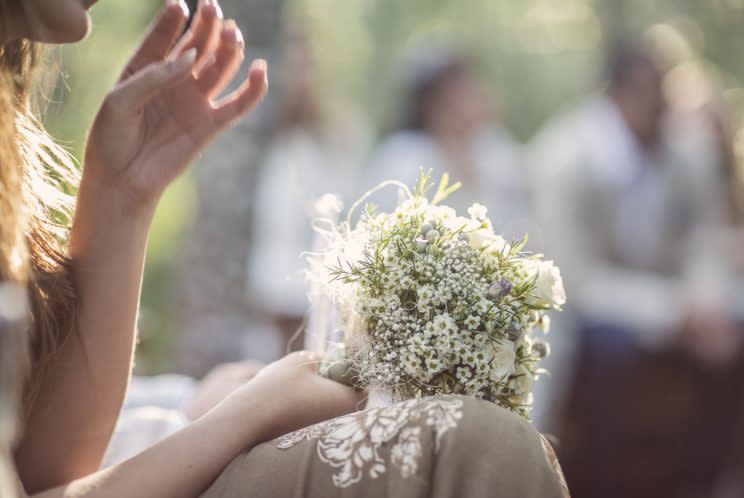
[487,283,501,299]
[507,324,522,342]
[539,314,551,333]
[425,229,440,240]
[458,232,469,242]
[420,222,434,235]
[532,340,550,359]
[499,277,512,296]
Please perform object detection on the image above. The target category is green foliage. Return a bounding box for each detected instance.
[302,0,744,141]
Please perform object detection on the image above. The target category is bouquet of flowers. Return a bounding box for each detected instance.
[307,173,565,417]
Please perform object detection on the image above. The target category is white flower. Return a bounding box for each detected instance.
[468,229,508,253]
[467,203,488,220]
[427,205,457,223]
[472,332,489,348]
[481,340,517,381]
[397,198,429,216]
[456,366,472,382]
[461,350,478,368]
[431,313,456,336]
[408,332,432,348]
[384,294,401,309]
[425,356,445,376]
[417,285,435,304]
[524,259,566,309]
[464,315,480,329]
[402,351,421,376]
[439,215,477,235]
[475,296,491,314]
[422,322,439,340]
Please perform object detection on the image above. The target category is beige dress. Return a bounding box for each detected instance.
[202,395,569,498]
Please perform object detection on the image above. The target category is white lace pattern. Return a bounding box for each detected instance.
[274,396,464,488]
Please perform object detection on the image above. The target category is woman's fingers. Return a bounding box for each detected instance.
[120,0,189,81]
[196,20,244,99]
[172,0,222,75]
[213,59,268,128]
[107,49,197,115]
[285,351,325,373]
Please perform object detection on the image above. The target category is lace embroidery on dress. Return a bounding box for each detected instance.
[274,396,464,488]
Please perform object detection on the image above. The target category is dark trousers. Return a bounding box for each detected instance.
[557,320,744,498]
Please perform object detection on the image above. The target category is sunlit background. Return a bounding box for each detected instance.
[48,0,744,496]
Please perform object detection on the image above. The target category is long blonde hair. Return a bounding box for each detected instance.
[0,16,80,414]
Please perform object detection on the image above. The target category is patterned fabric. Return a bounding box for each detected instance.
[274,397,463,487]
[201,395,570,498]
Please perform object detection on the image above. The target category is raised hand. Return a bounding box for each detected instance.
[84,0,267,207]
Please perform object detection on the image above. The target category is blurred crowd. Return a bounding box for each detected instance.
[240,25,744,498]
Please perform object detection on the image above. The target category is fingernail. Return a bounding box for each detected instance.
[206,0,223,19]
[166,0,189,16]
[223,20,243,46]
[177,0,189,16]
[254,59,268,87]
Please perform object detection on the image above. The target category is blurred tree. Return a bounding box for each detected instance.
[599,0,629,50]
[302,0,744,142]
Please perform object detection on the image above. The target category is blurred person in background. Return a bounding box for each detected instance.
[531,43,744,498]
[663,64,744,367]
[249,21,370,347]
[666,66,744,497]
[366,47,530,242]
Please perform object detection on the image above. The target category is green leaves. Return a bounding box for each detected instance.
[430,172,462,206]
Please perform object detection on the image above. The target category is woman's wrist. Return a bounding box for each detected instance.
[197,384,280,453]
[70,168,160,255]
[76,167,160,222]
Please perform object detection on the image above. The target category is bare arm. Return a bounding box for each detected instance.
[15,0,268,491]
[15,179,160,490]
[31,353,364,498]
[33,393,264,498]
